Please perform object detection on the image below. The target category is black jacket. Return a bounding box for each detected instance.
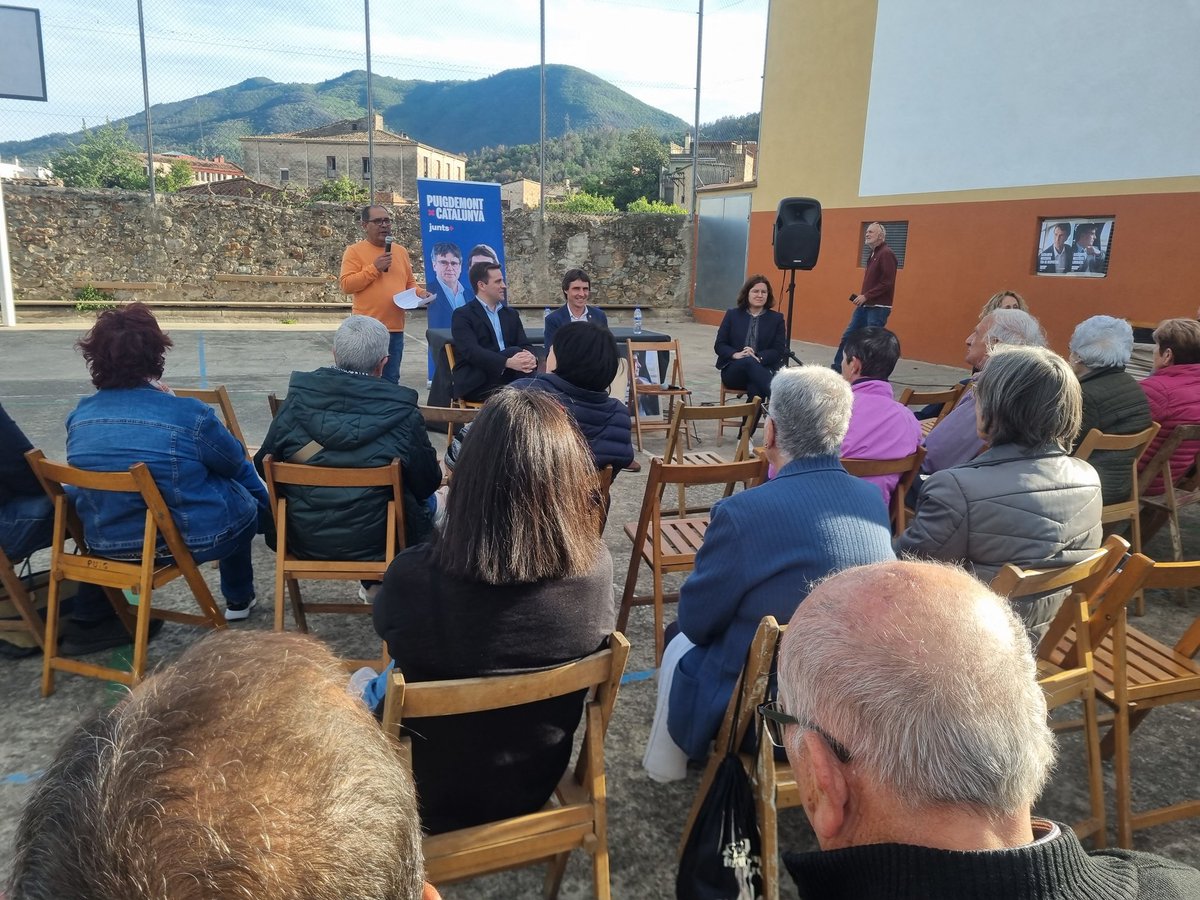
[449,300,535,400]
[1074,366,1154,505]
[714,307,788,371]
[254,367,441,555]
[0,403,40,504]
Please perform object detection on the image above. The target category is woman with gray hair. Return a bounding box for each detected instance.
[1067,315,1153,504]
[897,346,1102,644]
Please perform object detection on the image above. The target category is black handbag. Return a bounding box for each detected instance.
[676,668,764,900]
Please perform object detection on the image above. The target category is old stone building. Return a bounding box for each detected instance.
[239,115,466,200]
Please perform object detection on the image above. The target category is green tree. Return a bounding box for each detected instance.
[310,174,369,204]
[546,191,617,214]
[626,196,687,215]
[582,126,669,210]
[51,122,148,189]
[162,160,194,192]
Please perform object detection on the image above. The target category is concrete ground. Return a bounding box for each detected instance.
[2,316,1198,897]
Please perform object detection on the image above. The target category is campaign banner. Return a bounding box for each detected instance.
[417,179,505,378]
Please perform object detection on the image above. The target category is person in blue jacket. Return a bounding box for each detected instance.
[543,268,609,349]
[644,367,895,777]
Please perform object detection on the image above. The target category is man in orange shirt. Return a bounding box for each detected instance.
[339,205,427,384]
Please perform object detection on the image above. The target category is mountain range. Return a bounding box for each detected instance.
[0,65,693,166]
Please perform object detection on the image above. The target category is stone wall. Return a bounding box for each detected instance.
[3,184,692,314]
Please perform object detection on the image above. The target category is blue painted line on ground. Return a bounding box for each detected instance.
[197,332,208,388]
[2,771,42,786]
[621,668,655,685]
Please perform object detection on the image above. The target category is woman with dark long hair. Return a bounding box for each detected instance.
[713,274,789,401]
[372,388,616,833]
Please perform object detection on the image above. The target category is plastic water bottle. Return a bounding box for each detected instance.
[633,306,643,335]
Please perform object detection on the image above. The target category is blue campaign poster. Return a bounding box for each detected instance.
[418,179,505,378]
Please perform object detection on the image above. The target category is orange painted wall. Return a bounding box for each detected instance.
[692,191,1200,368]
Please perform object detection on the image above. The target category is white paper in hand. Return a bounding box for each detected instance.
[393,288,425,310]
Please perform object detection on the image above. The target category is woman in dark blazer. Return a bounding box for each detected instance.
[714,274,789,401]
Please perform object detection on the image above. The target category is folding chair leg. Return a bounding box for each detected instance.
[131,575,155,684]
[543,853,569,899]
[759,781,781,900]
[0,561,45,651]
[40,574,65,698]
[592,836,612,900]
[287,578,307,632]
[617,551,641,636]
[1079,689,1106,847]
[274,555,288,632]
[653,566,665,666]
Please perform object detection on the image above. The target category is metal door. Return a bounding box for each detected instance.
[695,193,752,310]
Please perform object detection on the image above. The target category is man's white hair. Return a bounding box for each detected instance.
[778,560,1055,816]
[769,367,853,459]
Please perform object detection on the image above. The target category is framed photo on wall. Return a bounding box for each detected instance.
[1035,217,1115,277]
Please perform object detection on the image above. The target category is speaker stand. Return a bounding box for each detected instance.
[780,269,804,367]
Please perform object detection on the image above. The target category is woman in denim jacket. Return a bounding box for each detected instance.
[66,304,268,621]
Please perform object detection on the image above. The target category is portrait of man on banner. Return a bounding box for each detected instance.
[1036,217,1114,277]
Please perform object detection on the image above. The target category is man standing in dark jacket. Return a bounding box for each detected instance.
[255,316,441,556]
[832,222,898,370]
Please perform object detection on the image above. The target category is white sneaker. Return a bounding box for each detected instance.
[357,583,381,603]
[224,596,258,622]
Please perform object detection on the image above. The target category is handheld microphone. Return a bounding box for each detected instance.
[384,235,394,254]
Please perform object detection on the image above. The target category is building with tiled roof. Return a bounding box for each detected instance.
[176,176,286,199]
[238,115,466,199]
[137,152,245,186]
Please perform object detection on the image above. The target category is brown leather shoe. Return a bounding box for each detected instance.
[625,458,642,473]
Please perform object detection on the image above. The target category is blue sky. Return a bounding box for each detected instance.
[1,0,768,144]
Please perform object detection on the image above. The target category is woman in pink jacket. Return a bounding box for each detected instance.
[1139,318,1200,494]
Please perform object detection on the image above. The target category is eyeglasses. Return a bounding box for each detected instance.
[367,217,392,225]
[758,701,852,763]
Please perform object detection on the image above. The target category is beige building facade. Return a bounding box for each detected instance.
[239,115,466,200]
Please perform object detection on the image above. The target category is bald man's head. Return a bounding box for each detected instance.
[778,560,1054,817]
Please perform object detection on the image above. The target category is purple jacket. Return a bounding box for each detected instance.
[842,379,923,506]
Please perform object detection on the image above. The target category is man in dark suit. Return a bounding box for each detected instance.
[543,268,610,348]
[449,262,537,402]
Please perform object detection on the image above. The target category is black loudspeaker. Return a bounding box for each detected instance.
[773,197,822,270]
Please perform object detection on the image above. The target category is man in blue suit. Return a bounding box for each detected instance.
[643,367,896,778]
[543,268,609,349]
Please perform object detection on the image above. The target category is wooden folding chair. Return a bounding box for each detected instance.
[267,391,283,417]
[420,403,479,454]
[25,450,226,695]
[662,398,760,515]
[627,339,692,451]
[677,616,799,900]
[618,456,768,665]
[444,344,485,411]
[175,385,249,455]
[596,464,614,533]
[717,385,747,440]
[381,632,631,899]
[261,455,405,668]
[0,546,46,652]
[1074,423,1160,614]
[841,446,926,535]
[899,382,965,428]
[1043,557,1200,847]
[989,535,1134,846]
[1137,423,1200,563]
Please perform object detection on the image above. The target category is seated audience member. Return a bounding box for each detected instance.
[7,630,437,900]
[543,268,609,348]
[773,559,1200,899]
[0,403,123,657]
[714,274,789,402]
[449,261,537,402]
[1067,315,1153,504]
[1138,317,1200,495]
[978,288,1029,319]
[921,308,1046,476]
[898,346,1101,644]
[372,389,615,833]
[66,304,268,621]
[255,315,441,551]
[644,368,894,779]
[446,321,634,477]
[838,327,923,507]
